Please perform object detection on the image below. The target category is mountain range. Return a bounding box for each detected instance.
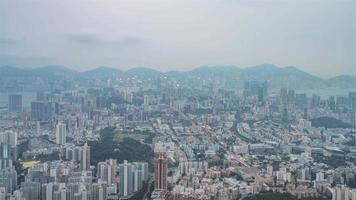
[0,64,355,89]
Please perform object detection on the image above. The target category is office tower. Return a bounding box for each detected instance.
[280,88,288,105]
[55,122,66,145]
[257,87,264,103]
[295,93,307,109]
[31,101,53,121]
[144,95,149,106]
[119,160,133,197]
[288,89,295,105]
[350,92,356,129]
[80,143,90,171]
[329,96,336,111]
[8,94,22,112]
[282,106,288,122]
[243,81,260,97]
[311,94,321,108]
[262,80,268,98]
[154,154,168,191]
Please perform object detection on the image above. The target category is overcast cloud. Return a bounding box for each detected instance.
[0,0,355,77]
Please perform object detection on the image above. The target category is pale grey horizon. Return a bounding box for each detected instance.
[0,0,355,78]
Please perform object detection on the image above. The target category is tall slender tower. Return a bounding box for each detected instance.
[80,143,90,171]
[154,154,167,191]
[55,122,66,145]
[350,92,356,131]
[119,160,133,197]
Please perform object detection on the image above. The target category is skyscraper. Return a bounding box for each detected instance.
[350,92,356,129]
[119,160,133,197]
[31,101,53,121]
[257,87,265,103]
[20,181,41,200]
[97,159,117,185]
[8,94,22,112]
[154,154,168,191]
[80,143,90,171]
[143,95,149,106]
[55,122,66,145]
[280,88,288,106]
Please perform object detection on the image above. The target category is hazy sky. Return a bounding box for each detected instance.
[0,0,355,77]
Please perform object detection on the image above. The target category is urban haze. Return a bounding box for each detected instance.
[0,1,356,200]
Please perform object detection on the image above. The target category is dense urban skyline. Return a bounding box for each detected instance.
[1,1,356,199]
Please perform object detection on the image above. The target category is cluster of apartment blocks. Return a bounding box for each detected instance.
[0,132,150,200]
[0,158,149,200]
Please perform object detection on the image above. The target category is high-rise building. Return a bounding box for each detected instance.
[138,162,149,182]
[288,89,295,105]
[243,81,260,97]
[20,181,41,200]
[143,95,149,106]
[0,131,17,161]
[55,122,66,145]
[295,93,307,109]
[118,160,148,197]
[154,154,168,191]
[97,159,117,185]
[36,91,46,101]
[257,87,265,103]
[36,121,41,135]
[133,168,143,192]
[0,131,17,148]
[328,96,336,111]
[311,94,321,108]
[350,92,356,129]
[80,143,90,171]
[8,94,22,112]
[119,160,133,197]
[0,167,17,194]
[0,130,17,195]
[31,101,53,121]
[280,88,288,106]
[0,187,5,200]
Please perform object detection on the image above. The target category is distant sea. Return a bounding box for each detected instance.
[239,88,354,99]
[293,88,355,98]
[0,88,354,108]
